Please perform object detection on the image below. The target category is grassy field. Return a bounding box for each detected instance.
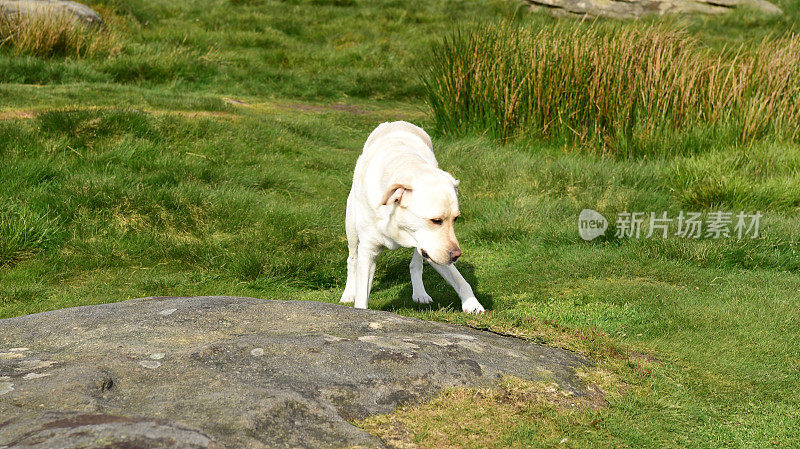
[1,0,799,447]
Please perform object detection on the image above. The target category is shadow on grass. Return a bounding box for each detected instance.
[372,253,494,313]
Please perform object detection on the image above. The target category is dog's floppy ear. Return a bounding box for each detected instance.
[443,172,460,191]
[449,176,460,195]
[380,184,412,206]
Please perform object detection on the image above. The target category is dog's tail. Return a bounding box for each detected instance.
[363,121,432,154]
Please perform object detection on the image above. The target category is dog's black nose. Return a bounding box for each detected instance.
[421,249,430,259]
[449,248,461,263]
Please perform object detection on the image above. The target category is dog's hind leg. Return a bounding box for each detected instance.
[340,192,358,304]
[410,250,433,304]
[429,262,485,314]
[340,238,358,303]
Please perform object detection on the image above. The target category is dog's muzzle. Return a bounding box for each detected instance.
[420,248,461,264]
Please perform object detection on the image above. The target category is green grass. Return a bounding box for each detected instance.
[1,0,799,448]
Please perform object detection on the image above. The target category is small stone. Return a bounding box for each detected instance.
[526,0,782,19]
[158,308,177,316]
[150,353,165,360]
[22,373,51,380]
[139,360,161,369]
[0,0,104,26]
[250,348,265,357]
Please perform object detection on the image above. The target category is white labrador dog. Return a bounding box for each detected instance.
[341,121,485,314]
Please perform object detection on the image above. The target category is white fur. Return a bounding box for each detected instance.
[341,121,485,314]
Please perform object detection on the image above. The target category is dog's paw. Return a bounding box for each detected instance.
[340,292,355,304]
[461,297,485,314]
[412,292,433,304]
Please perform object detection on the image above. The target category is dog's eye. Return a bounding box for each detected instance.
[430,218,444,225]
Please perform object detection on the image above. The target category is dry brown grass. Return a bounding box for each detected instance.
[0,7,123,58]
[424,23,800,156]
[359,375,612,449]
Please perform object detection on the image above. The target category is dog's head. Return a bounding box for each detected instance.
[381,170,462,265]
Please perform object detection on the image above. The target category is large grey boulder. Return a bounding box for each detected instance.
[0,296,592,449]
[0,0,102,27]
[527,0,782,20]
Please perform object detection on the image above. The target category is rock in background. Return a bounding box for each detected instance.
[527,0,783,20]
[0,296,594,449]
[0,0,102,27]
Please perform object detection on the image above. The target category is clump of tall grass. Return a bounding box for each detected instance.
[0,8,122,58]
[422,23,800,156]
[0,204,60,267]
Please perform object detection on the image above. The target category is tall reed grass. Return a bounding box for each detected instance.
[0,8,122,58]
[422,23,800,156]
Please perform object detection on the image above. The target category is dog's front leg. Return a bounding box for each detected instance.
[354,242,380,309]
[410,250,433,304]
[429,262,485,314]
